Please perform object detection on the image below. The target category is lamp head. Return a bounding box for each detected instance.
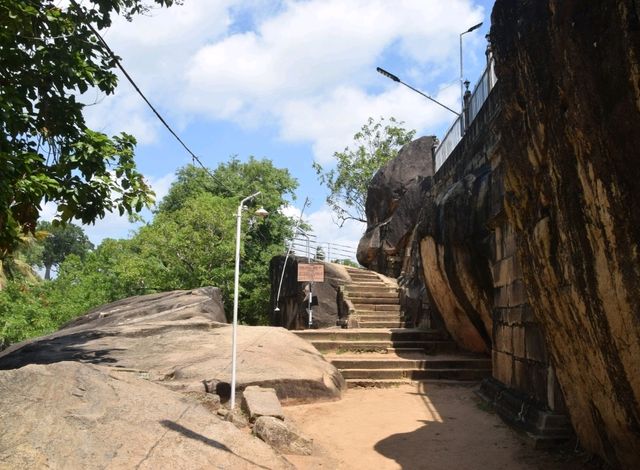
[466,22,483,33]
[376,67,400,83]
[254,207,269,219]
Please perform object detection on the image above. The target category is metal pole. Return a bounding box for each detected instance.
[274,198,309,311]
[230,191,260,410]
[460,32,464,117]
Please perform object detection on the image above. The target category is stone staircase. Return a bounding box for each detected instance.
[295,266,492,387]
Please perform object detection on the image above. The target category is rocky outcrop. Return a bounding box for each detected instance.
[357,136,436,276]
[417,166,495,353]
[270,257,352,329]
[0,361,291,469]
[0,288,345,403]
[492,1,640,467]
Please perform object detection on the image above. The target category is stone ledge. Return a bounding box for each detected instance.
[475,377,574,449]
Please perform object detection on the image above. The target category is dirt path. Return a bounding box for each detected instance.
[283,383,586,470]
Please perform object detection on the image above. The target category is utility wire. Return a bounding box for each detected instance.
[75,6,235,195]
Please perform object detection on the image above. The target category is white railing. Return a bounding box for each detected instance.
[286,232,356,263]
[434,57,497,172]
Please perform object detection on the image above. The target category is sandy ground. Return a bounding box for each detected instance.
[282,383,590,470]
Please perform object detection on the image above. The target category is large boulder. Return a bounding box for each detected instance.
[270,257,352,329]
[0,289,345,403]
[492,1,640,467]
[357,136,436,276]
[0,361,291,469]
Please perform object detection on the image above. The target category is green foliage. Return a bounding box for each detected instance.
[0,0,177,259]
[0,156,299,347]
[31,221,94,279]
[312,117,416,225]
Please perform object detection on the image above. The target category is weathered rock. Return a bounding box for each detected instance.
[253,416,313,456]
[225,409,250,429]
[357,136,436,276]
[492,1,640,467]
[0,290,345,403]
[64,286,227,330]
[0,362,291,469]
[243,386,285,422]
[417,169,495,353]
[270,257,352,329]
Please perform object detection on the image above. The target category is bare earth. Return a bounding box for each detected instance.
[283,383,588,470]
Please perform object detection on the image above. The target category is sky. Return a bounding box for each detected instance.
[48,0,496,260]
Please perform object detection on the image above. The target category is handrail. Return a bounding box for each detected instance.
[434,56,497,172]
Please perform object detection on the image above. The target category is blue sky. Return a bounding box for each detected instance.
[47,0,496,258]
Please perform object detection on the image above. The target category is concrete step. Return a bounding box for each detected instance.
[350,299,401,307]
[356,314,404,321]
[308,340,458,354]
[346,291,399,300]
[345,379,483,388]
[340,368,492,381]
[358,321,410,328]
[294,328,443,342]
[330,357,492,370]
[345,288,398,296]
[353,304,401,312]
[346,281,389,287]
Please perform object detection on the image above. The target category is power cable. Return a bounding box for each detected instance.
[71,3,236,195]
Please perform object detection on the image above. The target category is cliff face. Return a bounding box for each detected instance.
[492,1,640,467]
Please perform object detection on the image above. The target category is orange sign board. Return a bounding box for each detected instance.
[297,263,325,282]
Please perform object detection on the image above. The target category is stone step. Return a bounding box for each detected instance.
[294,328,442,342]
[346,291,399,300]
[353,304,401,312]
[308,340,458,354]
[356,314,404,321]
[346,281,389,287]
[358,321,411,328]
[330,357,492,370]
[349,275,381,281]
[345,287,398,296]
[350,299,401,307]
[340,368,492,381]
[345,379,483,388]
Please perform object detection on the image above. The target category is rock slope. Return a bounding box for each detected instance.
[0,288,345,402]
[0,362,291,469]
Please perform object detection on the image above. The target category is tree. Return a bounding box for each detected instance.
[155,158,299,323]
[32,221,94,280]
[312,117,416,225]
[0,0,177,260]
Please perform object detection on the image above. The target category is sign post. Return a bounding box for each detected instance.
[297,263,325,328]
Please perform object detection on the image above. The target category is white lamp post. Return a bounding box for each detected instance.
[460,22,484,115]
[230,191,268,410]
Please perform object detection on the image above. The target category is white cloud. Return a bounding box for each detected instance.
[84,0,485,164]
[179,0,483,160]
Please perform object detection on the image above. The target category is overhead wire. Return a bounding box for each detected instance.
[72,3,236,196]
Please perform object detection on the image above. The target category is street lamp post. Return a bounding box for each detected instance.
[460,22,484,116]
[376,67,460,117]
[230,191,268,410]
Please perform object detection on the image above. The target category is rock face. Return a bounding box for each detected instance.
[417,165,495,353]
[492,1,640,467]
[357,136,436,276]
[0,361,291,469]
[0,288,345,403]
[270,257,352,329]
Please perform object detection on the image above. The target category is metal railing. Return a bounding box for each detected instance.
[434,57,497,172]
[286,232,357,264]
